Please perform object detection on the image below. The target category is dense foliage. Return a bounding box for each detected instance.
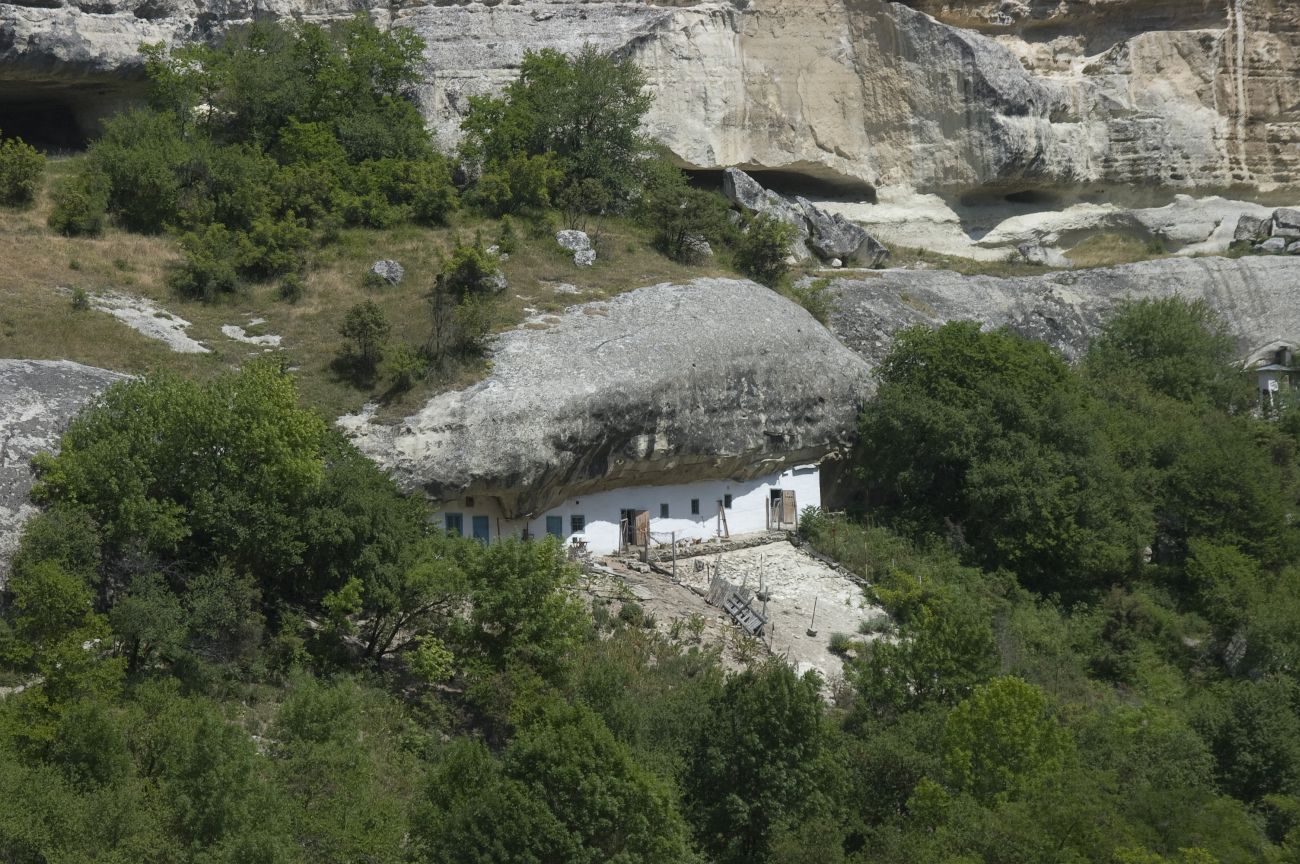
[6,297,1300,862]
[0,131,45,206]
[47,19,456,294]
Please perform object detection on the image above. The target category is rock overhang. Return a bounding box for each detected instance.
[339,278,874,518]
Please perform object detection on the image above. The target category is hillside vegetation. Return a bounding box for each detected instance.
[4,15,1300,864]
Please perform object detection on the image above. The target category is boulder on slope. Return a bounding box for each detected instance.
[339,278,872,518]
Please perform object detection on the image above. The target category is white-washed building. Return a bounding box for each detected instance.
[435,463,821,554]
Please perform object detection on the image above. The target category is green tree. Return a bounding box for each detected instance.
[455,538,586,689]
[338,300,391,369]
[735,212,797,288]
[686,661,833,864]
[0,132,45,206]
[1085,297,1250,410]
[851,589,998,717]
[942,676,1074,803]
[641,161,730,263]
[856,321,1148,595]
[460,45,652,210]
[29,360,329,605]
[504,701,698,863]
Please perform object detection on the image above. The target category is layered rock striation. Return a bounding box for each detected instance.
[6,0,1299,201]
[828,255,1300,370]
[0,359,126,581]
[339,278,873,517]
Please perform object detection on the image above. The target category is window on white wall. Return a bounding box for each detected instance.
[690,498,700,515]
[444,512,463,535]
[660,503,669,519]
[571,514,586,532]
[723,494,733,509]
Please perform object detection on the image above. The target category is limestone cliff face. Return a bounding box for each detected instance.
[828,256,1300,370]
[339,278,873,518]
[4,0,1299,198]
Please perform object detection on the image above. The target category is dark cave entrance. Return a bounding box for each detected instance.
[0,80,147,151]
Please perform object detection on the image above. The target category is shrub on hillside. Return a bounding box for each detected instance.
[168,223,241,300]
[641,160,730,263]
[89,108,188,233]
[339,300,391,369]
[48,169,109,237]
[0,132,45,206]
[438,237,501,298]
[734,212,797,288]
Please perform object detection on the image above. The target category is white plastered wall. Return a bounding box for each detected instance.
[434,465,822,555]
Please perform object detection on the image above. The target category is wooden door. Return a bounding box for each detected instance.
[635,510,650,546]
[781,490,797,528]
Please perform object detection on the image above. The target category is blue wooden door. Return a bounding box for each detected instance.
[472,515,490,543]
[444,512,463,536]
[546,515,563,539]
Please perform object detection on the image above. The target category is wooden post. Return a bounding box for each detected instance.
[765,497,771,531]
[671,531,677,583]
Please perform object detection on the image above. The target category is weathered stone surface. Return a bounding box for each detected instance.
[1288,241,1300,255]
[9,0,1300,199]
[828,256,1300,371]
[1273,208,1300,237]
[573,249,596,267]
[555,229,591,253]
[1235,215,1269,243]
[1259,237,1289,254]
[724,168,890,265]
[681,233,713,264]
[796,196,887,266]
[369,259,404,287]
[0,359,126,582]
[339,278,872,517]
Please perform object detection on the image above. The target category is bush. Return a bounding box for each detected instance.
[0,132,45,206]
[48,169,109,237]
[169,223,241,300]
[70,287,90,312]
[641,162,729,263]
[735,212,797,288]
[786,277,834,324]
[90,108,188,233]
[279,272,305,303]
[439,237,501,298]
[468,152,562,216]
[386,342,426,392]
[339,300,390,369]
[235,213,311,279]
[496,215,518,255]
[428,289,493,365]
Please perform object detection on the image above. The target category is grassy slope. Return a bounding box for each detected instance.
[2,159,1188,420]
[2,157,729,419]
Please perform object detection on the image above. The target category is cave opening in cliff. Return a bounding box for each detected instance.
[1,100,85,150]
[686,167,877,203]
[0,80,146,151]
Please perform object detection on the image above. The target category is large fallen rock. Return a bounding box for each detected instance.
[340,278,872,517]
[0,360,127,582]
[827,256,1300,369]
[723,168,888,266]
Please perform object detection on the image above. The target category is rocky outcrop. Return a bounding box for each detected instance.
[339,278,872,517]
[0,359,126,582]
[7,0,1300,202]
[723,168,888,265]
[828,256,1300,369]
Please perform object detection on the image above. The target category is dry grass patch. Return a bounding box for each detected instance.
[2,158,741,421]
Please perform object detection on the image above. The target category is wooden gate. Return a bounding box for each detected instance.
[772,490,798,530]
